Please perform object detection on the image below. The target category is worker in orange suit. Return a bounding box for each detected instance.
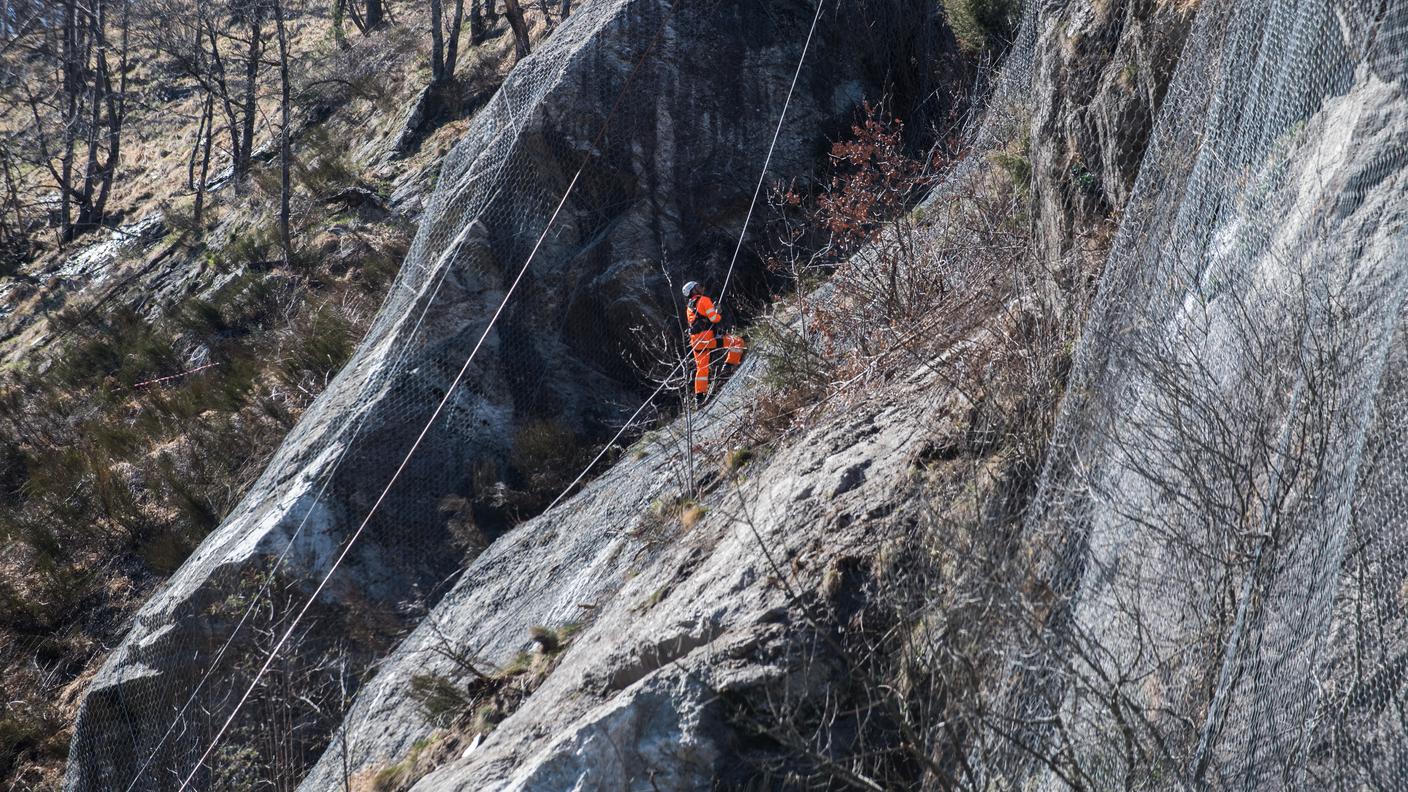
[683,280,744,405]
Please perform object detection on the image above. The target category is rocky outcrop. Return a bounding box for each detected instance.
[1011,0,1408,784]
[298,352,966,791]
[66,2,957,789]
[1028,0,1197,267]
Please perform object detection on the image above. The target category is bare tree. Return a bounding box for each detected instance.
[15,0,133,242]
[334,0,384,36]
[273,0,293,263]
[236,0,265,181]
[469,0,487,43]
[502,0,530,59]
[365,0,384,29]
[0,140,30,270]
[429,0,468,87]
[137,0,269,213]
[189,90,216,227]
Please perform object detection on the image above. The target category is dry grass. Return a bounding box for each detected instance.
[377,621,581,792]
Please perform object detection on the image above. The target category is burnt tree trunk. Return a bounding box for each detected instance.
[365,0,384,29]
[470,0,486,43]
[237,6,264,179]
[502,0,530,59]
[86,0,130,229]
[273,0,293,263]
[430,0,466,87]
[445,0,465,78]
[429,0,445,83]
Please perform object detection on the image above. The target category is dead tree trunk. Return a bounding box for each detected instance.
[273,0,293,264]
[58,0,81,242]
[470,0,486,43]
[365,0,384,28]
[502,0,530,59]
[445,0,465,78]
[237,6,264,179]
[86,0,130,229]
[203,20,244,164]
[46,0,128,241]
[430,0,466,87]
[429,0,445,83]
[191,92,215,228]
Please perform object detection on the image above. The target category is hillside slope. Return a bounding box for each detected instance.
[0,4,555,789]
[61,2,957,789]
[14,0,1406,788]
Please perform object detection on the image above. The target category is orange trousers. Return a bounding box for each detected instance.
[690,331,745,394]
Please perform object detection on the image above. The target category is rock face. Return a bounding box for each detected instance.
[65,2,956,789]
[298,355,962,791]
[1027,0,1196,267]
[1013,0,1408,784]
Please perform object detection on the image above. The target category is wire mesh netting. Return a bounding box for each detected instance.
[58,0,1408,785]
[995,0,1408,788]
[65,3,645,784]
[61,1,946,789]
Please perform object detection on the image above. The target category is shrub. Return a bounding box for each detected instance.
[222,216,282,266]
[723,446,754,474]
[528,625,560,653]
[408,673,471,728]
[54,308,178,389]
[294,127,361,198]
[276,305,355,391]
[528,623,580,654]
[494,418,595,520]
[991,133,1032,197]
[368,734,445,792]
[680,502,707,530]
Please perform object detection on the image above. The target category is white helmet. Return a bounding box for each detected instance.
[682,281,700,298]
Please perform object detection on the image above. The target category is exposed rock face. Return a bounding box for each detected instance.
[1028,0,1196,266]
[66,2,956,789]
[1013,0,1408,783]
[298,356,961,791]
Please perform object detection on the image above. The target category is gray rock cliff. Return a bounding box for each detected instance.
[65,2,956,789]
[301,352,965,791]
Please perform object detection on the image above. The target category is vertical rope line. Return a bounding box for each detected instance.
[542,0,828,511]
[718,0,826,304]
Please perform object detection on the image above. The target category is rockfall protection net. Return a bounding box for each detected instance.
[62,0,894,789]
[61,3,671,789]
[997,0,1408,789]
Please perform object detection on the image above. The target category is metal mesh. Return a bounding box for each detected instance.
[66,5,640,787]
[1002,0,1408,788]
[62,3,719,789]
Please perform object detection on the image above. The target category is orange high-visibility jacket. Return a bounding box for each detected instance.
[687,294,723,338]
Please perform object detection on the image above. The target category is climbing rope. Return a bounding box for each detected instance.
[177,166,585,791]
[544,0,827,511]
